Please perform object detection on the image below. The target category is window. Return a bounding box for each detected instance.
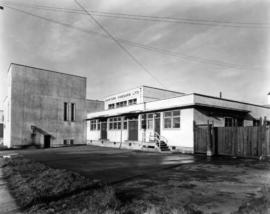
[71,103,76,121]
[90,120,100,130]
[109,117,122,130]
[141,113,154,129]
[225,117,243,127]
[108,104,115,109]
[253,119,261,126]
[64,102,69,121]
[123,118,127,129]
[63,139,74,145]
[116,101,127,108]
[128,99,137,105]
[163,110,181,129]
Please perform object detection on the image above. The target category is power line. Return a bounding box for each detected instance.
[2,4,263,71]
[1,1,270,29]
[73,0,167,88]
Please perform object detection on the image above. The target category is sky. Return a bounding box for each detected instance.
[0,0,269,109]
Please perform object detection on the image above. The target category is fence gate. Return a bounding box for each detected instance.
[194,124,211,154]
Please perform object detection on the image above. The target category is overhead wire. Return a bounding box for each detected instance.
[1,4,263,71]
[73,0,167,88]
[1,1,270,29]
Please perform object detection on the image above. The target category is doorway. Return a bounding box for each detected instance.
[128,120,138,141]
[44,135,51,148]
[154,113,160,135]
[101,121,107,139]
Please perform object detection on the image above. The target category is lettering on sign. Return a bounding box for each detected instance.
[105,90,140,102]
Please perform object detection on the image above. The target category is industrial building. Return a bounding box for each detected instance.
[2,63,270,153]
[3,63,103,148]
[87,86,270,153]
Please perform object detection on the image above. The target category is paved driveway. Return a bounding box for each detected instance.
[16,145,196,183]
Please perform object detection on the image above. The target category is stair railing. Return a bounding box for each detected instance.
[149,132,169,151]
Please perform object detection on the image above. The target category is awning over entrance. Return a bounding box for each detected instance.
[31,125,55,139]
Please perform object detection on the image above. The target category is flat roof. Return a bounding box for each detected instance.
[193,93,270,110]
[142,85,185,95]
[102,85,185,100]
[9,63,87,79]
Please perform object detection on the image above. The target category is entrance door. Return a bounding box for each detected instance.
[101,121,107,139]
[154,113,160,135]
[44,135,51,148]
[128,120,138,141]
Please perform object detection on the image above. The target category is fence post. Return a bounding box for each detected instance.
[261,117,267,158]
[207,120,213,156]
[193,121,196,153]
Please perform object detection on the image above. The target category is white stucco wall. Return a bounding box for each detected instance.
[160,109,194,149]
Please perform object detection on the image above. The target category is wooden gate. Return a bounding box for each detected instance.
[194,124,211,154]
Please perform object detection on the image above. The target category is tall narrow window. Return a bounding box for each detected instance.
[64,102,68,121]
[71,103,76,121]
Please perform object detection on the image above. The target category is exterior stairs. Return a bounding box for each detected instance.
[149,132,171,153]
[157,140,170,152]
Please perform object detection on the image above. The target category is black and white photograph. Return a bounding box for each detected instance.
[0,0,270,213]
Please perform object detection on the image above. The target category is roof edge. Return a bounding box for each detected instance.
[9,63,87,79]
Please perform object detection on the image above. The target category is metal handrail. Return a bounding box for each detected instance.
[149,131,169,151]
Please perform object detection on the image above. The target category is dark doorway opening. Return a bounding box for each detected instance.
[101,121,107,140]
[128,120,138,141]
[44,135,51,148]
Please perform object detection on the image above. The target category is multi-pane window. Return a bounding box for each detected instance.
[141,113,154,129]
[108,104,115,109]
[63,139,74,145]
[225,117,243,127]
[108,117,127,130]
[116,101,127,108]
[64,102,69,121]
[109,117,122,130]
[164,110,181,129]
[123,117,128,130]
[128,99,137,105]
[71,103,75,121]
[90,120,100,130]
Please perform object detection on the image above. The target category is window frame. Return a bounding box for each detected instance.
[163,110,181,129]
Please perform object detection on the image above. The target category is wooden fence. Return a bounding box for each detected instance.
[194,123,270,158]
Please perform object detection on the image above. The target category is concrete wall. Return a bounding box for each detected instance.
[3,69,12,147]
[86,99,104,113]
[143,86,185,102]
[5,64,87,148]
